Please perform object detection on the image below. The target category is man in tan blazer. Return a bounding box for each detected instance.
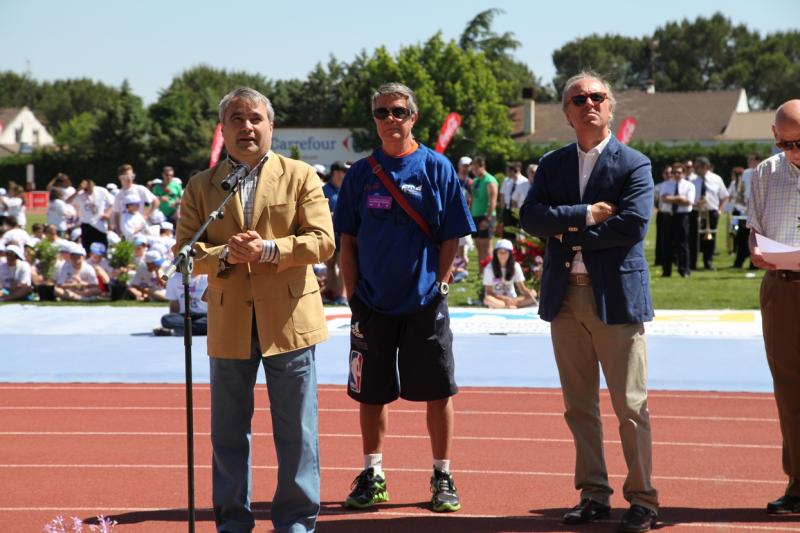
[176,86,334,533]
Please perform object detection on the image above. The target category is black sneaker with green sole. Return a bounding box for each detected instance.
[430,469,461,512]
[344,467,389,509]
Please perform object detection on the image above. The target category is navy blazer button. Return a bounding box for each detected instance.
[565,262,571,268]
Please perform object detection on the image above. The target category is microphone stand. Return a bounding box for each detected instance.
[163,180,242,533]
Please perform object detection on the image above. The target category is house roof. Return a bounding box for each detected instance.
[0,108,21,131]
[511,89,772,144]
[719,111,775,141]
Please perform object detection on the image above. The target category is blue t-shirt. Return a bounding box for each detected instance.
[322,181,340,213]
[333,144,475,315]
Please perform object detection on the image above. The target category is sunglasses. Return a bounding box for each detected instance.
[570,92,607,106]
[776,139,800,151]
[372,107,412,120]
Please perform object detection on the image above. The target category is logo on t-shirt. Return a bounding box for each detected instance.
[400,183,423,195]
[348,350,363,393]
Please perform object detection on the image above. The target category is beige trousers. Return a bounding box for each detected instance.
[761,272,800,497]
[551,283,659,511]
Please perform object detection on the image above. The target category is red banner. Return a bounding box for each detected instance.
[209,123,224,168]
[616,117,637,145]
[434,112,462,154]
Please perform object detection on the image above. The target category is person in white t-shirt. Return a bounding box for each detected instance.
[498,161,529,241]
[481,239,537,309]
[127,250,167,301]
[1,216,29,247]
[120,196,148,241]
[54,244,101,301]
[68,179,115,255]
[0,245,32,301]
[111,163,159,233]
[2,183,27,228]
[153,273,209,336]
[47,188,77,235]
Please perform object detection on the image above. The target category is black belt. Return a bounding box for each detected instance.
[770,270,800,282]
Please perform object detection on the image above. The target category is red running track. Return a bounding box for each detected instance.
[0,383,797,532]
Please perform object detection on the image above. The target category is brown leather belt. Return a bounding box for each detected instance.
[568,273,591,286]
[769,270,800,282]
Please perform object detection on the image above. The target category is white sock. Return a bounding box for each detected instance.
[433,459,450,473]
[364,453,383,476]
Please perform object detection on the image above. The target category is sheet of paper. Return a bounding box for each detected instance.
[756,233,800,270]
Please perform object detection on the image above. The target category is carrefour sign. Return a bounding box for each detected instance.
[271,128,370,166]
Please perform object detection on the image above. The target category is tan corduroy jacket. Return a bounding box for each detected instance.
[175,152,335,358]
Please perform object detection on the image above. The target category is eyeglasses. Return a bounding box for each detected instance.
[570,92,608,106]
[776,139,800,151]
[372,107,412,120]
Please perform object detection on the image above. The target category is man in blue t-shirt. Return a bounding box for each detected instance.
[334,82,474,514]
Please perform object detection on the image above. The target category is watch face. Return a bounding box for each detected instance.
[439,282,449,295]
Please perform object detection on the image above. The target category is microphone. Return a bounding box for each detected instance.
[221,164,249,191]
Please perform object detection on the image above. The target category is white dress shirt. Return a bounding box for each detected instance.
[571,134,613,274]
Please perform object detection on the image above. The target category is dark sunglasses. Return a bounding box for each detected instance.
[372,107,411,120]
[776,139,800,151]
[570,92,608,106]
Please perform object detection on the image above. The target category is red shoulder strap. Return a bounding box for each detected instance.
[368,155,436,244]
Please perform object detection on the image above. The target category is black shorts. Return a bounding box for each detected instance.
[472,215,491,239]
[347,293,458,404]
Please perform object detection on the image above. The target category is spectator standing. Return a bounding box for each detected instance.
[733,153,762,268]
[334,82,474,513]
[469,156,498,264]
[659,162,695,277]
[690,157,729,270]
[747,99,800,515]
[322,160,348,305]
[2,183,26,228]
[46,188,76,236]
[68,179,115,256]
[498,161,528,241]
[519,71,659,532]
[151,166,183,224]
[111,164,159,233]
[0,244,32,301]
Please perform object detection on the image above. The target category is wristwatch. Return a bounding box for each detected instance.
[437,281,449,296]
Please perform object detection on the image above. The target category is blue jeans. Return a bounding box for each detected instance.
[210,340,320,533]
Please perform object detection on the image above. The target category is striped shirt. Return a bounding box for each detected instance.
[226,153,278,264]
[747,152,800,247]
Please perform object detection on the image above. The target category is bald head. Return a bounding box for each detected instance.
[774,99,800,166]
[775,99,800,128]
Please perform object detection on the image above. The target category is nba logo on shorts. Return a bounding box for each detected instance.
[349,350,363,393]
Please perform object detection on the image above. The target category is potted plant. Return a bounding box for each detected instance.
[33,240,59,301]
[108,240,135,301]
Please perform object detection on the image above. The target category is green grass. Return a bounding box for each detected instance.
[20,212,762,310]
[445,212,763,309]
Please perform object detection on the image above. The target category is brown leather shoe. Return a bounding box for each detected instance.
[767,495,800,514]
[562,498,611,524]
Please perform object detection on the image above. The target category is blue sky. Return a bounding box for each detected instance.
[2,0,795,105]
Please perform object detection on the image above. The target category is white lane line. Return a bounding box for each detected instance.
[0,406,779,423]
[0,464,785,485]
[0,431,781,450]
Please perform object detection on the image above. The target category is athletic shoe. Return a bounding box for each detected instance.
[152,327,174,337]
[430,469,461,512]
[344,467,389,509]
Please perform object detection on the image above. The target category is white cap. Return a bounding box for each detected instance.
[494,239,514,252]
[70,227,82,241]
[160,221,174,231]
[458,156,472,166]
[5,244,24,260]
[313,164,327,174]
[144,250,163,265]
[0,187,7,196]
[150,178,163,185]
[68,242,86,256]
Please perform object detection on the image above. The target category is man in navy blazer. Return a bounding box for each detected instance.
[520,71,659,533]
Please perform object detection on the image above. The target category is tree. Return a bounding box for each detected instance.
[750,31,800,109]
[90,81,151,178]
[148,65,273,176]
[338,33,516,165]
[551,34,649,94]
[459,9,553,103]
